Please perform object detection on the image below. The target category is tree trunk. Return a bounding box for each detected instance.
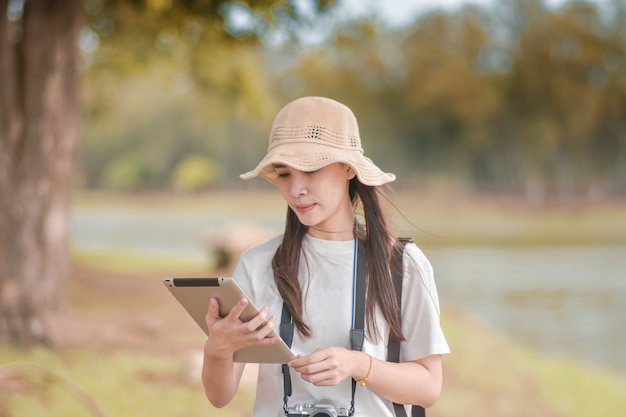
[0,0,84,345]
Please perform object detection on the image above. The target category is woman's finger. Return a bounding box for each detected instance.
[205,297,221,326]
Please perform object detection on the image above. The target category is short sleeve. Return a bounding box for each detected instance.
[400,243,450,361]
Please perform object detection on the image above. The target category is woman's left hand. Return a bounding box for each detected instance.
[287,347,367,386]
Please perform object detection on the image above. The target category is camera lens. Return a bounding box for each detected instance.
[310,413,333,417]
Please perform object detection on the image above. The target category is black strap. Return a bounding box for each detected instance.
[280,304,294,414]
[388,238,425,417]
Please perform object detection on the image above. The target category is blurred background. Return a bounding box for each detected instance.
[1,0,626,416]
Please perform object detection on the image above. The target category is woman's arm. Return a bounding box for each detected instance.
[359,353,442,408]
[202,343,246,408]
[288,348,443,408]
[202,297,282,407]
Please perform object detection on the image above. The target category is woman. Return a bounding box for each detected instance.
[202,96,450,416]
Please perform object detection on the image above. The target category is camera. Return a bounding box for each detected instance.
[286,400,349,416]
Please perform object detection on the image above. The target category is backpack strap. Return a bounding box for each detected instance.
[388,237,426,417]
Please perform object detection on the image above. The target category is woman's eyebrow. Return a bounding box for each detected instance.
[273,164,287,169]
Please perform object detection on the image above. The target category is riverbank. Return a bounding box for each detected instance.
[73,189,626,247]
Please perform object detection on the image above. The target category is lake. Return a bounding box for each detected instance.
[71,204,626,376]
[428,245,625,375]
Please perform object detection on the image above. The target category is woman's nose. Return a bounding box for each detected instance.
[289,174,308,197]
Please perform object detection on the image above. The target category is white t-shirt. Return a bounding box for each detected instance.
[233,234,450,417]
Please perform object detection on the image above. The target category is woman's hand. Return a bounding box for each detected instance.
[202,296,282,408]
[204,297,282,359]
[288,347,443,407]
[287,347,368,386]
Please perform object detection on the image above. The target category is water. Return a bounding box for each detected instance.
[71,206,284,263]
[427,246,626,375]
[71,207,626,376]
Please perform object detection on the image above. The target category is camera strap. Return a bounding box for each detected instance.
[280,236,365,417]
[280,303,294,415]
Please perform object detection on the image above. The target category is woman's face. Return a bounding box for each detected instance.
[273,163,356,240]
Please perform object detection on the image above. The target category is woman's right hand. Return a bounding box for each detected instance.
[203,297,281,360]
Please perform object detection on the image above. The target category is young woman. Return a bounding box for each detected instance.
[202,96,450,417]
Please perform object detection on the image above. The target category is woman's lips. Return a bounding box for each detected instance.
[293,203,315,214]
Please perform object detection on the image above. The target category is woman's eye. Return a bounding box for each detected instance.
[276,172,289,178]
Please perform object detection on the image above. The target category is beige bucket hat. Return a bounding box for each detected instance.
[240,96,396,186]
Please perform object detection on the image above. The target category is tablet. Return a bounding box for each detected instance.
[163,277,295,363]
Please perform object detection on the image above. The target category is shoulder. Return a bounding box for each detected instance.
[233,235,283,303]
[233,234,282,283]
[400,240,434,280]
[402,240,429,263]
[238,234,283,265]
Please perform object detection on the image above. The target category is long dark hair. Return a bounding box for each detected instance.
[271,177,405,342]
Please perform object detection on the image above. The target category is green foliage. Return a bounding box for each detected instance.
[80,0,626,201]
[172,155,219,192]
[81,63,272,189]
[81,0,290,190]
[269,1,626,200]
[103,154,153,191]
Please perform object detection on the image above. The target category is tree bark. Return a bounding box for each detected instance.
[0,0,84,345]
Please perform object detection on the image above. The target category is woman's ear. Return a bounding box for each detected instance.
[346,165,356,180]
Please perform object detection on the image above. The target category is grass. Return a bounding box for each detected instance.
[2,305,625,417]
[534,354,626,416]
[389,192,626,247]
[0,348,255,417]
[71,249,208,275]
[437,307,626,416]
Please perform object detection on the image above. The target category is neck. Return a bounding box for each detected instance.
[308,222,355,241]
